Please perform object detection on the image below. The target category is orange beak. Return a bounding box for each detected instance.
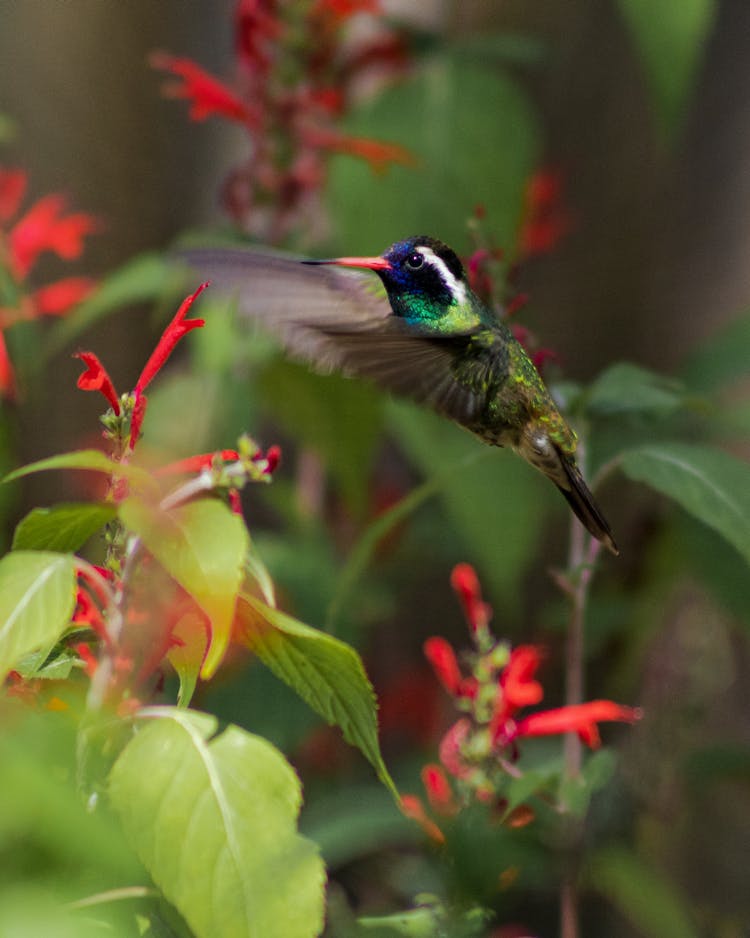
[303,255,391,271]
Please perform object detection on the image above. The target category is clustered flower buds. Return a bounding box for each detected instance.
[402,563,642,843]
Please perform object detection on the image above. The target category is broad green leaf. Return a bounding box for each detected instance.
[587,846,699,938]
[119,498,248,678]
[617,0,715,140]
[584,363,689,419]
[327,55,539,252]
[237,594,398,800]
[15,646,79,681]
[681,309,750,392]
[44,253,176,357]
[358,908,441,936]
[245,537,276,607]
[619,442,750,565]
[109,707,325,938]
[12,502,116,552]
[4,449,157,493]
[0,551,76,678]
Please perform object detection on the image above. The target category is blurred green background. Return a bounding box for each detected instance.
[1,2,749,936]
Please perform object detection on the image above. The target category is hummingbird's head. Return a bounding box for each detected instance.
[307,235,479,330]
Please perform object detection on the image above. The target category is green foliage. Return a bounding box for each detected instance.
[620,442,750,566]
[327,54,539,251]
[583,362,691,420]
[617,0,716,139]
[587,846,699,938]
[389,401,554,612]
[13,503,116,552]
[0,551,76,678]
[109,707,325,938]
[238,593,398,800]
[119,497,249,678]
[680,309,750,393]
[4,449,157,493]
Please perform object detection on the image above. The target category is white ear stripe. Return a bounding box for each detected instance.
[416,246,467,304]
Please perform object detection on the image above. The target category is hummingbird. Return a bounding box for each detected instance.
[184,235,618,555]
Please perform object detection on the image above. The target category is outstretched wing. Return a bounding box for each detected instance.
[182,246,487,425]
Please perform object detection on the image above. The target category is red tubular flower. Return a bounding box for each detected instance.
[9,193,99,277]
[75,642,98,678]
[33,277,96,316]
[234,0,281,75]
[421,763,457,816]
[134,282,209,396]
[263,444,281,474]
[0,167,27,222]
[490,645,545,739]
[0,332,16,400]
[128,392,148,451]
[500,701,643,750]
[400,794,445,844]
[155,449,241,476]
[151,52,260,126]
[74,352,121,415]
[450,563,491,634]
[517,169,572,259]
[424,637,463,696]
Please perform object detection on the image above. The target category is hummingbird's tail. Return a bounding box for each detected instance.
[557,457,619,556]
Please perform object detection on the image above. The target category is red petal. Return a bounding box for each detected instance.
[0,331,16,400]
[134,282,208,396]
[74,351,121,414]
[128,390,148,450]
[151,52,259,126]
[9,194,99,277]
[421,763,457,816]
[450,562,491,634]
[423,636,463,696]
[302,126,416,174]
[400,794,445,844]
[0,167,27,223]
[33,277,96,316]
[155,449,240,476]
[438,718,474,781]
[508,700,643,748]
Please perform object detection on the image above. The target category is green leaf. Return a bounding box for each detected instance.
[0,551,76,678]
[260,360,382,517]
[389,402,554,611]
[237,593,398,801]
[119,498,248,679]
[584,363,689,419]
[327,55,539,252]
[587,846,699,938]
[619,442,750,565]
[44,253,177,357]
[617,0,716,140]
[12,502,116,552]
[4,449,157,492]
[166,611,208,708]
[15,646,80,681]
[680,309,750,392]
[109,707,325,938]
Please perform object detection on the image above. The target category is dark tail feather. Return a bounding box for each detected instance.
[558,458,619,556]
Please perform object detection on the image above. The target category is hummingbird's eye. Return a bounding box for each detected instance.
[405,252,424,270]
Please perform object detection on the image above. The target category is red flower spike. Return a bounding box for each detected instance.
[155,449,241,476]
[424,636,463,696]
[0,167,27,223]
[400,794,445,845]
[234,0,282,74]
[33,277,96,316]
[518,169,572,259]
[151,53,260,126]
[439,718,474,781]
[501,645,544,710]
[134,282,209,396]
[0,332,16,400]
[501,700,643,749]
[421,763,457,816]
[74,352,121,415]
[450,563,491,634]
[9,193,99,277]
